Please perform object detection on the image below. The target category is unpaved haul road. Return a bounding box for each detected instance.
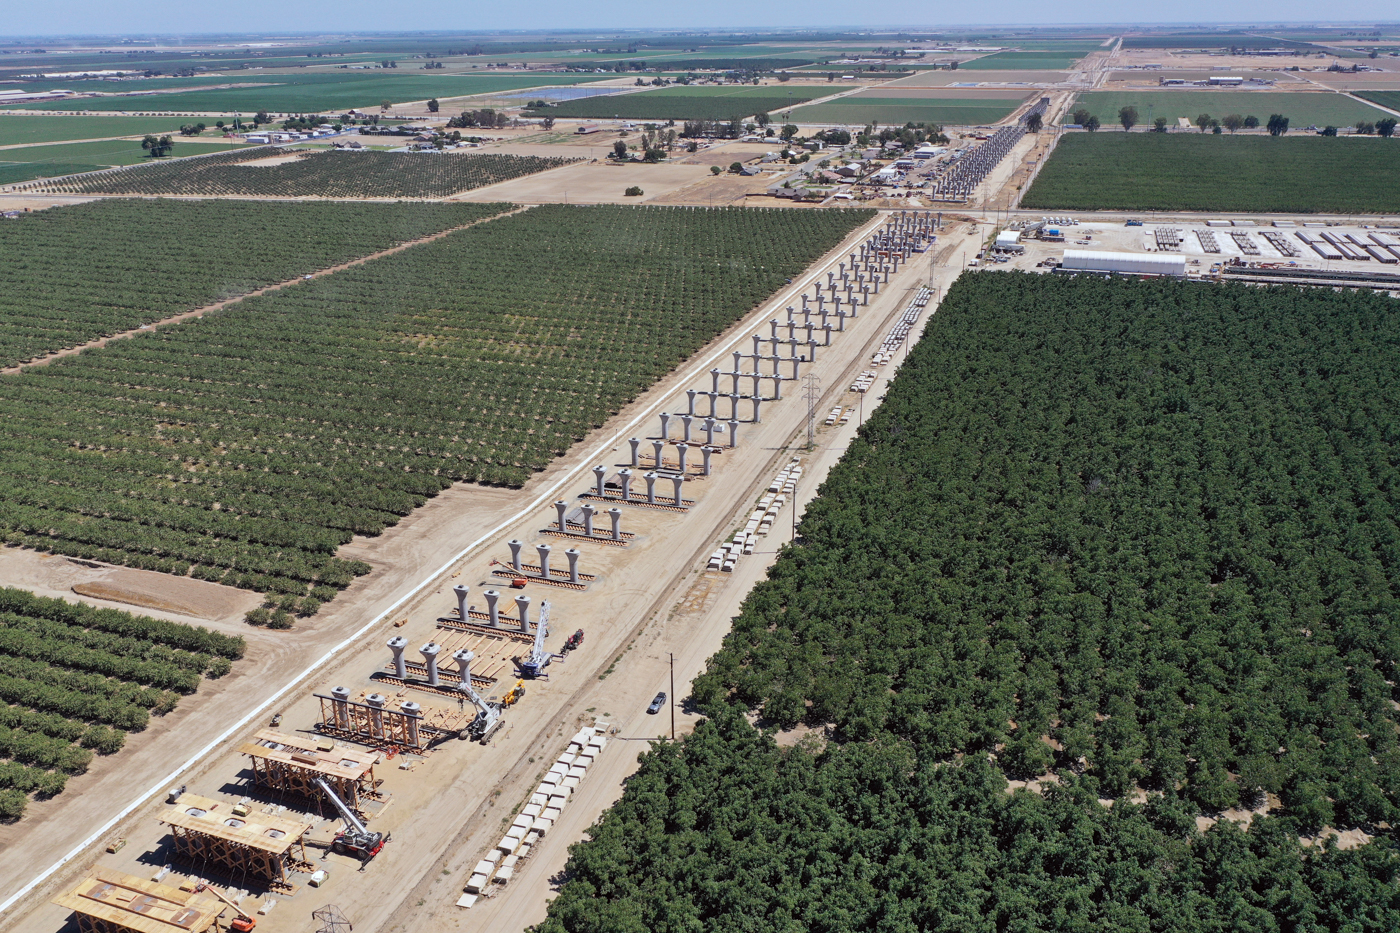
[0,207,934,931]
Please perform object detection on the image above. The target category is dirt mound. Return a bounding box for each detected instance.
[72,570,246,620]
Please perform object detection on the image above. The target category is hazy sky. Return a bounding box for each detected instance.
[2,0,1395,38]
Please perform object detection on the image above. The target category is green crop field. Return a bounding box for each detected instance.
[0,198,503,368]
[0,204,871,615]
[10,73,613,114]
[537,272,1400,933]
[0,115,196,147]
[1121,34,1319,50]
[0,587,244,819]
[529,85,831,120]
[792,95,1023,126]
[1022,133,1400,213]
[1359,91,1400,113]
[959,49,1096,70]
[1070,90,1389,127]
[0,139,251,185]
[31,148,578,199]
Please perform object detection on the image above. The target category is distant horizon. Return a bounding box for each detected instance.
[1,0,1398,42]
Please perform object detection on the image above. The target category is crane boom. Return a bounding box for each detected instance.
[313,777,384,860]
[313,778,368,836]
[520,600,551,678]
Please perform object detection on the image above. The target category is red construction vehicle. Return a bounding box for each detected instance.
[562,629,584,653]
[196,883,256,932]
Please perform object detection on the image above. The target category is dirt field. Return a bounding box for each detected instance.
[889,70,1074,88]
[3,209,973,932]
[451,158,711,205]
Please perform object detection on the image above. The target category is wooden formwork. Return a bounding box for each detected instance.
[316,693,427,750]
[160,793,311,890]
[239,730,378,815]
[53,868,226,933]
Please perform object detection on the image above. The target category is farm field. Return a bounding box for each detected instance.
[1121,34,1321,50]
[1021,133,1400,212]
[0,199,505,367]
[0,115,195,147]
[0,587,244,820]
[539,273,1400,933]
[890,69,1072,87]
[9,73,613,114]
[959,49,1098,69]
[528,85,832,120]
[0,204,872,612]
[792,94,1025,126]
[1069,90,1390,127]
[0,138,249,186]
[1358,91,1400,112]
[31,148,578,199]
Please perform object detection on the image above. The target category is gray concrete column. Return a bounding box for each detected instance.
[681,414,693,443]
[822,323,833,346]
[629,437,640,467]
[554,500,569,531]
[769,318,779,338]
[733,350,743,374]
[388,636,408,678]
[728,393,740,421]
[652,439,664,468]
[701,446,714,476]
[772,375,783,399]
[484,589,501,628]
[453,584,469,620]
[608,508,622,541]
[730,371,741,394]
[671,473,684,505]
[750,373,762,397]
[728,419,739,448]
[644,472,657,504]
[566,548,581,584]
[421,642,441,687]
[686,389,696,417]
[537,543,551,579]
[704,418,716,446]
[453,649,473,688]
[709,368,721,393]
[751,396,761,422]
[514,596,531,634]
[331,686,352,729]
[401,701,421,747]
[619,468,633,501]
[659,412,670,442]
[593,465,606,497]
[753,334,763,357]
[676,443,688,474]
[508,539,523,571]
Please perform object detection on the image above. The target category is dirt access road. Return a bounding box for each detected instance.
[2,211,974,933]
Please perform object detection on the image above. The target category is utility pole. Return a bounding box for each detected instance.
[669,652,675,740]
[802,373,821,450]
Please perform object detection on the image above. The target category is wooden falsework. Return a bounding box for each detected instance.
[238,729,378,814]
[52,868,226,933]
[160,793,311,887]
[315,692,428,751]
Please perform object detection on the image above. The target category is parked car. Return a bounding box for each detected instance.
[647,692,667,714]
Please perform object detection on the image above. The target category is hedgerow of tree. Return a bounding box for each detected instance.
[0,205,873,618]
[0,587,243,820]
[0,199,511,368]
[26,148,579,199]
[535,273,1400,933]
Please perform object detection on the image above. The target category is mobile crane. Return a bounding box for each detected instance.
[195,883,257,932]
[519,600,551,679]
[313,777,385,862]
[453,653,506,743]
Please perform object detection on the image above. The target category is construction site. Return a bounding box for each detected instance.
[4,205,970,933]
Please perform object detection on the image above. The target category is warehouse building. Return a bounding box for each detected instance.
[1060,250,1186,277]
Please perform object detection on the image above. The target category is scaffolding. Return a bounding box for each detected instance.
[238,730,379,816]
[52,868,227,933]
[315,692,427,751]
[160,793,312,890]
